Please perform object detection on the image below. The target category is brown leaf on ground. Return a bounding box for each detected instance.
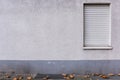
[69,74,75,79]
[118,73,120,76]
[27,76,32,80]
[108,73,114,76]
[62,73,67,77]
[13,77,18,80]
[101,75,109,79]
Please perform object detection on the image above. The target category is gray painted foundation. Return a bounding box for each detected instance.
[0,60,119,74]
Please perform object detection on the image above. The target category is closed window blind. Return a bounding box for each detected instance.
[84,4,111,47]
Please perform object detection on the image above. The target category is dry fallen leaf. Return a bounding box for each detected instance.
[18,76,23,80]
[118,73,120,76]
[94,73,100,76]
[69,74,75,79]
[27,76,32,80]
[62,73,67,77]
[66,76,70,80]
[42,76,49,80]
[101,75,109,79]
[108,73,114,76]
[84,75,90,78]
[13,77,17,80]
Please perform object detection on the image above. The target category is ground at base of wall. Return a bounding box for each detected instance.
[1,73,120,80]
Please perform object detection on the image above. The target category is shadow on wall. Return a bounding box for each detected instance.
[0,60,119,74]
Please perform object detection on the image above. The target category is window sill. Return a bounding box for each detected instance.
[83,47,113,50]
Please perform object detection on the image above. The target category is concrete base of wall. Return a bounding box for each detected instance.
[0,60,119,74]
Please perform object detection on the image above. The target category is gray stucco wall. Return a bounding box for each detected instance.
[0,0,120,74]
[0,0,119,60]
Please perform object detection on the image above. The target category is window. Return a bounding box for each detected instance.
[83,4,112,49]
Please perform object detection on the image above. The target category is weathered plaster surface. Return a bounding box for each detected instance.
[0,0,119,60]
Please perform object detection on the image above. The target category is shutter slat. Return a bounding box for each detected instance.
[84,4,110,47]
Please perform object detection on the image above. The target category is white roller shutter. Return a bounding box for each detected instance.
[84,4,111,47]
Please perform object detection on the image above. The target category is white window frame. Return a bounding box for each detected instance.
[83,3,112,50]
